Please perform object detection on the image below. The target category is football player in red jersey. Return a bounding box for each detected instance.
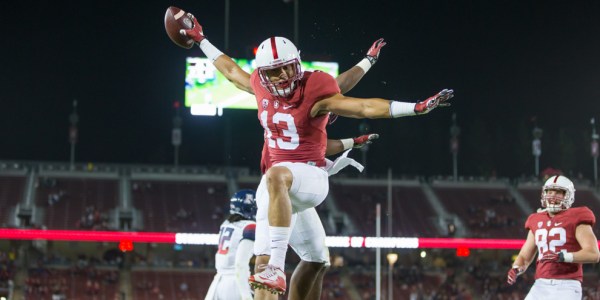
[507,175,600,299]
[181,14,452,298]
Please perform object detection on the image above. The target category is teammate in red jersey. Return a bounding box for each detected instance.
[507,175,600,299]
[181,14,452,298]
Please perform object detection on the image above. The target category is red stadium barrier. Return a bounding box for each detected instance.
[0,229,175,243]
[1,229,596,250]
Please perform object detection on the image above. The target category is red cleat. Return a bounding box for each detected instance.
[249,264,286,295]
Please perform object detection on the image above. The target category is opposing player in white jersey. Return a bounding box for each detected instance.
[507,175,600,299]
[205,189,257,300]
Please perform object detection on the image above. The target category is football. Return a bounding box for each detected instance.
[164,6,195,49]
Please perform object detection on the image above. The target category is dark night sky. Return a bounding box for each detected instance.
[1,0,599,178]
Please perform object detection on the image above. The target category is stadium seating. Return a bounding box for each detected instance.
[391,186,439,237]
[131,180,229,232]
[0,175,25,227]
[432,187,526,238]
[320,270,348,299]
[24,267,119,300]
[329,181,439,237]
[34,178,118,230]
[131,269,213,300]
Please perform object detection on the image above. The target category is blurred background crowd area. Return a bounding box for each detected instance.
[1,161,600,299]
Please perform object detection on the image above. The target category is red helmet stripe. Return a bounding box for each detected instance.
[553,175,560,183]
[270,37,279,59]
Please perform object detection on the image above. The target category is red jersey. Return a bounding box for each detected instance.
[251,70,339,171]
[260,143,270,174]
[524,206,596,282]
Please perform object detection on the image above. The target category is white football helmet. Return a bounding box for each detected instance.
[255,37,303,98]
[541,175,575,213]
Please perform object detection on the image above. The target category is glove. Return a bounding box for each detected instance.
[539,251,564,262]
[179,13,205,44]
[365,38,387,65]
[353,134,380,148]
[506,266,524,285]
[414,89,454,115]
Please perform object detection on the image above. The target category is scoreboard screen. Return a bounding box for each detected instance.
[185,57,339,116]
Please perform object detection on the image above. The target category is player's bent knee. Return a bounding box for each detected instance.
[265,167,293,190]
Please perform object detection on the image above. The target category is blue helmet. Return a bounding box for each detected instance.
[229,189,257,220]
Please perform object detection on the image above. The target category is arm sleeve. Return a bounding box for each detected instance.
[308,71,341,100]
[305,71,342,117]
[524,214,534,231]
[235,239,255,300]
[260,145,270,175]
[578,207,596,226]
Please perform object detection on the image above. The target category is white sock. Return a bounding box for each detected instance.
[268,226,291,270]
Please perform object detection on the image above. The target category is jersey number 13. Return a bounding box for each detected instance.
[260,111,299,150]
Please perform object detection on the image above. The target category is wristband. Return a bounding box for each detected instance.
[340,139,354,151]
[199,39,224,62]
[562,252,574,263]
[389,101,417,118]
[356,58,372,73]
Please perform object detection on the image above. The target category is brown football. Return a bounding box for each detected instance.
[164,6,195,49]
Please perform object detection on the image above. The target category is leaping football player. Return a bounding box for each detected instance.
[181,13,453,299]
[184,14,382,300]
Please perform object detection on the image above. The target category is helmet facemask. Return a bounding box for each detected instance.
[257,58,302,98]
[540,175,575,213]
[541,186,573,213]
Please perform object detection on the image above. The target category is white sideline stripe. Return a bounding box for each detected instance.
[174,233,419,248]
[176,233,219,245]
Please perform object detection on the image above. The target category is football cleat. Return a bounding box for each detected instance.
[249,264,286,295]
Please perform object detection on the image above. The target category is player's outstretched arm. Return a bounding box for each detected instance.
[507,230,537,285]
[325,134,379,156]
[213,55,254,94]
[311,89,453,119]
[336,38,386,94]
[180,14,254,94]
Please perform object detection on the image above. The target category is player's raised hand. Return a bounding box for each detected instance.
[506,266,524,285]
[539,251,564,262]
[353,134,380,148]
[414,89,454,115]
[365,38,386,65]
[180,13,205,44]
